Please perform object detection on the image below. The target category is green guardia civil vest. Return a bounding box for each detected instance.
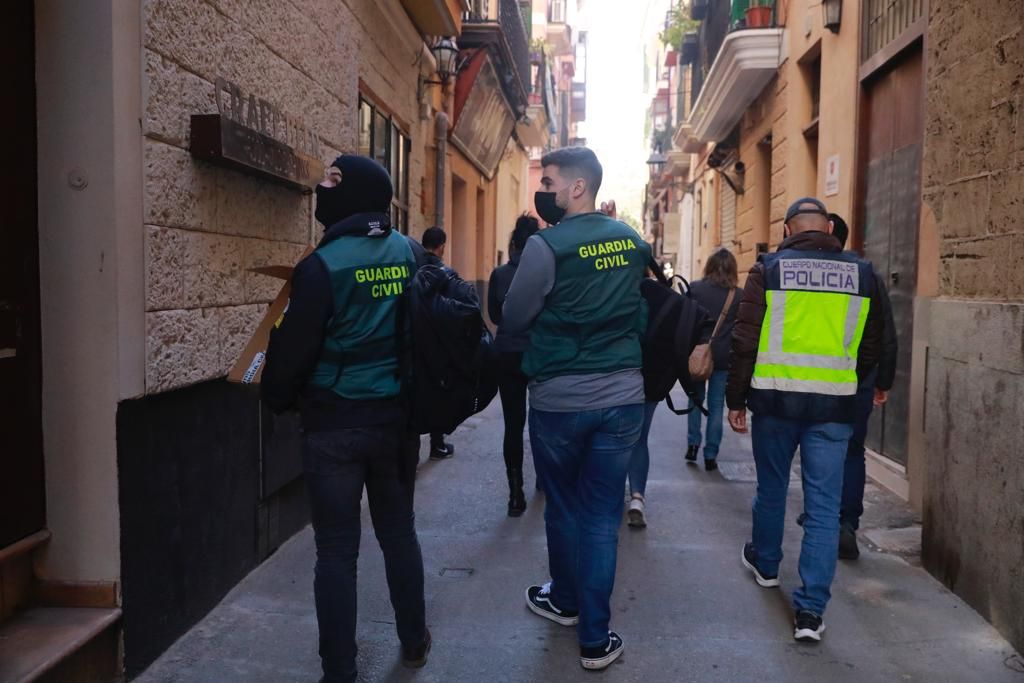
[309,230,416,400]
[522,212,650,382]
[748,248,874,418]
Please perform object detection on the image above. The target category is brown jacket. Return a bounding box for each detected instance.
[726,231,884,412]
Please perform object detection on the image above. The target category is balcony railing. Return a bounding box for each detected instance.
[462,0,531,108]
[690,1,775,109]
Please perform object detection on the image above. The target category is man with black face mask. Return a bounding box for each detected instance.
[262,155,430,683]
[501,146,651,671]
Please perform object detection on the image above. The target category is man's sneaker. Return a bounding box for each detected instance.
[838,525,860,560]
[685,445,699,464]
[580,631,624,670]
[627,496,647,528]
[793,610,825,642]
[741,543,780,587]
[401,628,432,668]
[429,442,455,460]
[704,458,718,472]
[525,583,579,626]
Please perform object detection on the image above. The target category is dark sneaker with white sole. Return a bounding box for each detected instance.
[580,631,624,670]
[794,610,825,642]
[741,542,780,587]
[525,583,579,626]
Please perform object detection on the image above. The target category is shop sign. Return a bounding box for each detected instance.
[190,77,324,191]
[451,58,516,179]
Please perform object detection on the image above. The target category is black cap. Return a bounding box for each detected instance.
[785,197,828,223]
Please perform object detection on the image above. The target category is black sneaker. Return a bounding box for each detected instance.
[793,610,825,642]
[741,542,780,587]
[704,458,718,472]
[401,628,431,668]
[580,631,624,670]
[525,583,579,626]
[429,442,455,460]
[685,445,699,464]
[838,526,860,560]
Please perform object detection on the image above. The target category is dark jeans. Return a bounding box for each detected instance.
[529,404,644,647]
[627,401,659,496]
[840,380,876,531]
[497,351,528,474]
[304,428,426,683]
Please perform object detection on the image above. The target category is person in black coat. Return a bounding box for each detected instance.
[487,214,540,516]
[420,227,458,461]
[686,248,743,471]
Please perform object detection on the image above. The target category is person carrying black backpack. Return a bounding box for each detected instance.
[262,156,430,683]
[419,227,457,461]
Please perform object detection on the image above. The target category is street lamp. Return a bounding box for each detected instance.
[822,0,842,33]
[428,37,460,85]
[646,151,667,177]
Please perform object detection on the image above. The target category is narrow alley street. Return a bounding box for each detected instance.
[137,391,1023,683]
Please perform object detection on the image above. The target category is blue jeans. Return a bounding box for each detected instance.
[627,401,659,496]
[304,429,426,683]
[529,404,644,647]
[750,414,853,616]
[687,369,728,460]
[840,380,876,531]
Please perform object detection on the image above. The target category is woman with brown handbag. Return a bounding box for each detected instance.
[686,249,743,471]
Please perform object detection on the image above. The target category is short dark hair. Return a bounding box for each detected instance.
[510,214,539,251]
[703,248,739,288]
[829,213,849,249]
[541,146,603,196]
[421,226,447,250]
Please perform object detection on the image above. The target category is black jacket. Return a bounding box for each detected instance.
[727,231,886,414]
[261,213,421,430]
[688,280,742,371]
[487,250,528,353]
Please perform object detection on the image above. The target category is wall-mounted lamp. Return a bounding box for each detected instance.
[823,0,842,33]
[424,37,459,86]
[646,150,667,177]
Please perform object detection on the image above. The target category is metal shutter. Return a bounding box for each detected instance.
[720,180,736,248]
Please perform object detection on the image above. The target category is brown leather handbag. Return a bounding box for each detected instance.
[688,288,736,383]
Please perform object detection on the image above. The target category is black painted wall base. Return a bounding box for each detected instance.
[117,379,308,677]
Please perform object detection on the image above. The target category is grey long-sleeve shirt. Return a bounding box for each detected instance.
[501,233,645,412]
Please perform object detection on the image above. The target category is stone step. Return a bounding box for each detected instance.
[0,607,121,682]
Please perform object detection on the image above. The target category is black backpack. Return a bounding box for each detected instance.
[640,267,713,415]
[404,264,499,435]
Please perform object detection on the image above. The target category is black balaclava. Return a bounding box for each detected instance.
[314,154,394,227]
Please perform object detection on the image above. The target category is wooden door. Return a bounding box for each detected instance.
[0,1,45,547]
[857,46,924,467]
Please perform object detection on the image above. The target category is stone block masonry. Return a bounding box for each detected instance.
[141,0,429,394]
[922,0,1024,655]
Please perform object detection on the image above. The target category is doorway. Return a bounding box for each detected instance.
[857,46,924,467]
[0,1,46,547]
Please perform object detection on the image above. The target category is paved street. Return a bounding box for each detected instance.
[138,391,1023,682]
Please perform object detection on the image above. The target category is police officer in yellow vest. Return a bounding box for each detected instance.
[726,198,885,643]
[262,156,430,682]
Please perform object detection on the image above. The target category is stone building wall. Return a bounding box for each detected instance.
[142,0,430,394]
[921,0,1024,654]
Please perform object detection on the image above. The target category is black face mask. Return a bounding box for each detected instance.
[315,184,349,228]
[534,191,566,225]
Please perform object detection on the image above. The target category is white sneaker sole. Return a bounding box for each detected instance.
[741,546,781,587]
[525,587,579,626]
[580,644,624,670]
[627,508,647,528]
[794,624,825,642]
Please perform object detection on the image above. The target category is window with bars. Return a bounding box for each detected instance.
[358,96,411,233]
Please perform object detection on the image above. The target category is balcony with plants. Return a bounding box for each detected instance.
[680,0,783,144]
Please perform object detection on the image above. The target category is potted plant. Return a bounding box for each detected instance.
[681,31,698,63]
[745,0,773,28]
